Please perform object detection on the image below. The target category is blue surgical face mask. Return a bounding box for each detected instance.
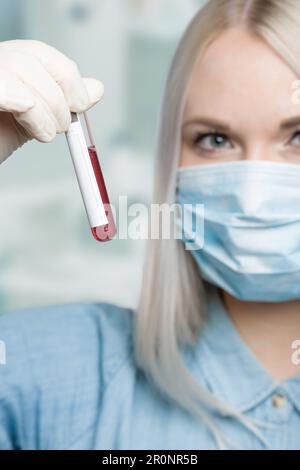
[175,160,300,302]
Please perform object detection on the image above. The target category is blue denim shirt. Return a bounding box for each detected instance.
[0,282,299,450]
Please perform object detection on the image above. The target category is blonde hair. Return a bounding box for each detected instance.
[132,0,300,449]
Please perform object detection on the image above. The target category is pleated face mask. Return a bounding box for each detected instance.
[175,160,300,302]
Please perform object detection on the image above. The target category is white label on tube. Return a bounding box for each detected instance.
[65,119,108,228]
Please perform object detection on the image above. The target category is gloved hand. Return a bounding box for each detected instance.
[0,40,104,164]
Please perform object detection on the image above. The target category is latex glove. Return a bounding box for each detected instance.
[0,39,104,164]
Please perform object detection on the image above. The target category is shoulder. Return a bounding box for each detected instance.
[0,300,135,386]
[0,301,136,449]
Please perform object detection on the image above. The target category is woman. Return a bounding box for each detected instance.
[1,0,300,450]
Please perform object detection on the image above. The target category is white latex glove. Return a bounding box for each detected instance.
[0,40,104,164]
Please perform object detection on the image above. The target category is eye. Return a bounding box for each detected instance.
[289,131,300,147]
[191,132,233,152]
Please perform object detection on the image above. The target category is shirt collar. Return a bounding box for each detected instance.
[282,374,300,415]
[184,281,300,414]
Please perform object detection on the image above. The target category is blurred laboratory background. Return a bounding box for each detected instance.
[0,0,205,313]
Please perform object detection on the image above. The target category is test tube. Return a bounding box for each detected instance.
[65,112,116,242]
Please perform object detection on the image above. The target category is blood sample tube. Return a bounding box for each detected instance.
[65,112,116,242]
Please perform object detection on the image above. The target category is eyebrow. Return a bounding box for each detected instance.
[280,116,300,130]
[182,116,300,131]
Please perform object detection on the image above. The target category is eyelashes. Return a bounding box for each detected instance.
[186,130,300,154]
[289,130,300,147]
[190,132,232,152]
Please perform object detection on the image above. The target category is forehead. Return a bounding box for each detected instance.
[184,28,299,125]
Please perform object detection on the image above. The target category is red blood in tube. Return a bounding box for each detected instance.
[88,145,117,242]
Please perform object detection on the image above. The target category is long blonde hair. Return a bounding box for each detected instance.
[132,0,300,449]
